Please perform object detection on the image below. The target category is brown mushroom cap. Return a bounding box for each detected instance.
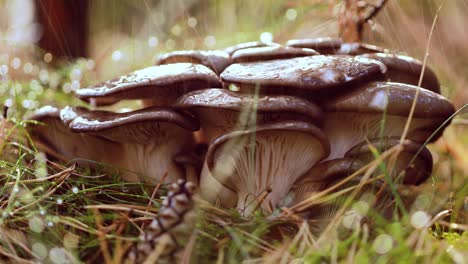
[286,38,386,55]
[200,120,330,212]
[231,46,319,63]
[61,106,199,134]
[156,50,232,74]
[221,55,387,101]
[289,158,364,205]
[298,158,364,184]
[345,137,433,185]
[175,88,323,123]
[322,82,454,160]
[325,82,454,119]
[76,63,222,107]
[336,43,387,55]
[174,88,324,142]
[286,37,343,54]
[358,53,440,94]
[224,41,281,55]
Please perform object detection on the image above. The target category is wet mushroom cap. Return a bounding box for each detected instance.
[286,37,343,54]
[174,88,325,143]
[358,53,440,93]
[174,88,324,124]
[61,106,199,133]
[76,63,222,106]
[231,46,319,63]
[156,50,232,74]
[27,106,69,160]
[224,41,280,55]
[28,106,125,167]
[220,55,387,100]
[286,38,386,55]
[325,82,454,120]
[345,137,433,185]
[336,43,387,55]
[28,105,61,122]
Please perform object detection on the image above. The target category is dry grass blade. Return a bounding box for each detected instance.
[11,164,74,214]
[93,208,113,264]
[5,164,75,186]
[399,4,443,144]
[85,204,158,216]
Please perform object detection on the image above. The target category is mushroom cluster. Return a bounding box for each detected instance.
[30,37,455,213]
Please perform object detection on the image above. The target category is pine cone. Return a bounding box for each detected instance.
[124,180,196,264]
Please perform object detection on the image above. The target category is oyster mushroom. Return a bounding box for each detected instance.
[345,137,433,185]
[224,41,281,55]
[358,53,440,93]
[76,63,221,107]
[335,42,387,55]
[322,82,455,160]
[220,55,387,102]
[30,105,199,184]
[231,46,318,63]
[290,137,433,204]
[286,37,386,55]
[174,88,323,143]
[28,106,121,163]
[286,37,343,54]
[156,50,232,74]
[289,158,364,206]
[200,121,330,212]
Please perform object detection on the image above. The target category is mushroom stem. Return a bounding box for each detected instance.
[184,165,198,185]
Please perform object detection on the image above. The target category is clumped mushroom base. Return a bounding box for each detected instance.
[29,37,456,216]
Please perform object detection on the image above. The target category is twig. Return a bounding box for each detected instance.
[340,0,388,42]
[362,0,388,23]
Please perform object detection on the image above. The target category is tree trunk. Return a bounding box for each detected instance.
[35,0,89,58]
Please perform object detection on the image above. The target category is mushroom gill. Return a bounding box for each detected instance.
[200,121,329,213]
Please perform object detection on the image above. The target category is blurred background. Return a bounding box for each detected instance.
[0,1,466,103]
[0,0,467,174]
